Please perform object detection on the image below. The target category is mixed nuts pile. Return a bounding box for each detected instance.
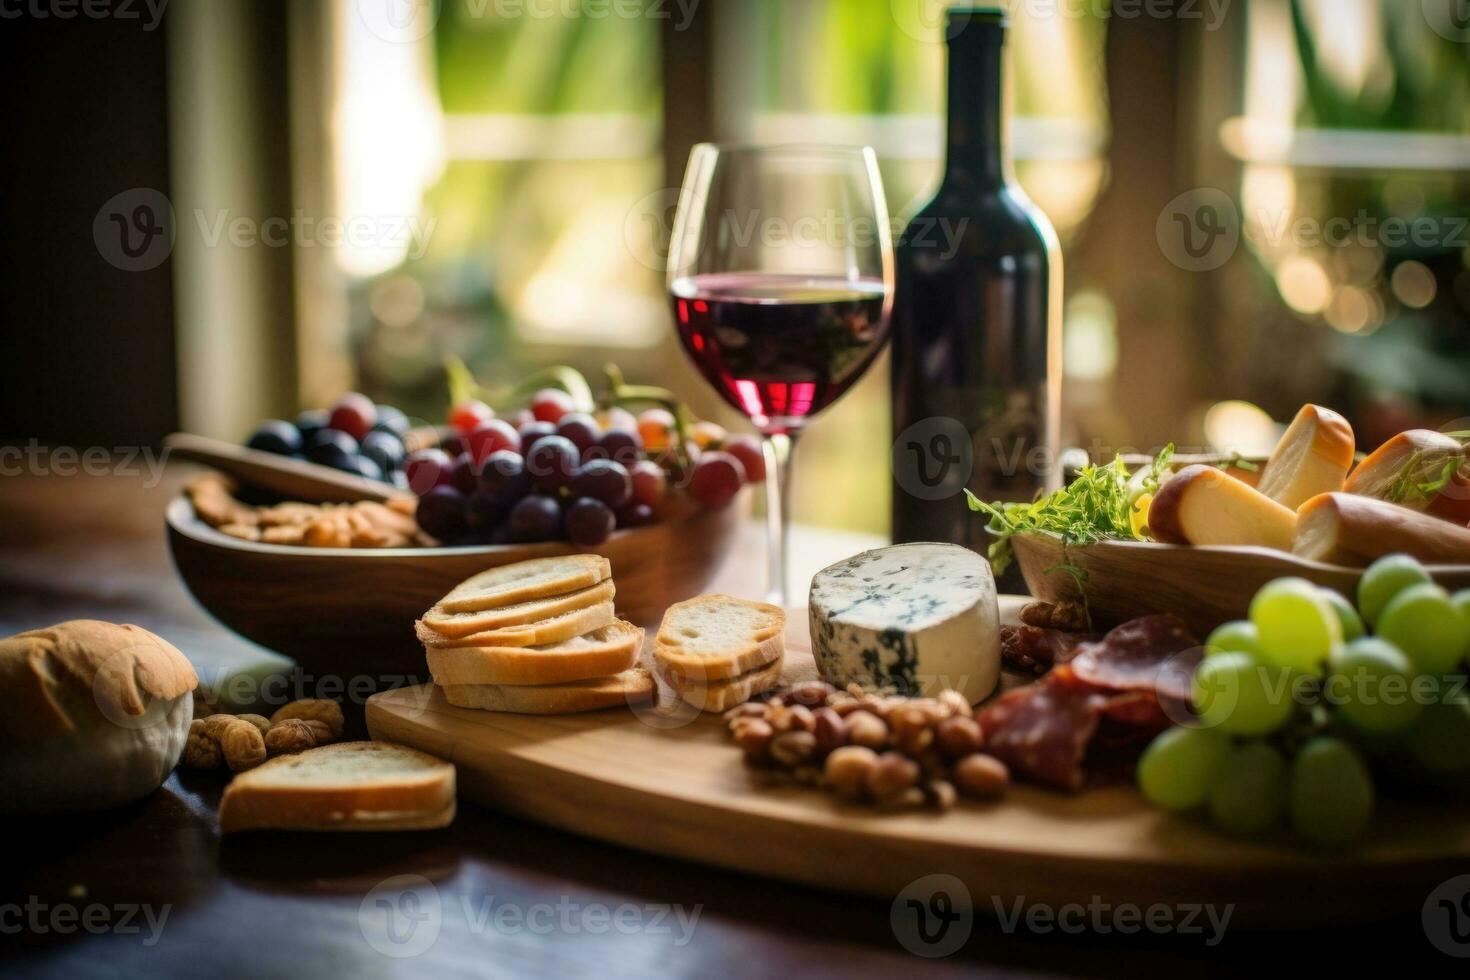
[724,681,1010,810]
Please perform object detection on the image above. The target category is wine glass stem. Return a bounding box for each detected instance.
[761,431,797,608]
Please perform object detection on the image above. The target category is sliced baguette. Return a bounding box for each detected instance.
[426,621,644,687]
[439,665,654,714]
[416,601,615,650]
[422,580,615,638]
[218,742,455,834]
[652,595,786,683]
[668,657,784,713]
[437,556,611,613]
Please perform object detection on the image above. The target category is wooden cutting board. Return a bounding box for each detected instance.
[366,598,1470,929]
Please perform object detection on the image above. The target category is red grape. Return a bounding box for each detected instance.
[405,448,455,496]
[556,413,600,456]
[416,485,468,541]
[328,392,376,441]
[518,420,556,455]
[248,420,302,456]
[723,435,765,482]
[629,460,667,508]
[467,419,521,465]
[617,502,656,528]
[637,408,676,451]
[689,452,746,508]
[505,408,534,430]
[450,453,478,495]
[526,435,579,492]
[449,399,494,434]
[478,449,532,505]
[571,460,632,509]
[690,420,726,450]
[531,388,575,424]
[508,495,562,542]
[596,406,637,433]
[565,497,615,546]
[441,433,468,458]
[595,428,642,467]
[466,489,506,533]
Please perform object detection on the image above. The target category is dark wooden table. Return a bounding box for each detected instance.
[0,469,1457,977]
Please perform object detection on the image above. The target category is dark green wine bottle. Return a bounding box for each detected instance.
[890,5,1062,585]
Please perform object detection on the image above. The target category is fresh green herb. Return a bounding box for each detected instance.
[1383,444,1469,507]
[966,445,1175,576]
[1221,452,1260,473]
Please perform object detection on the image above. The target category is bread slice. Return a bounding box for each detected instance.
[437,556,611,614]
[439,665,655,714]
[422,580,615,638]
[652,595,785,683]
[668,657,784,713]
[427,621,643,687]
[416,601,615,650]
[218,742,455,834]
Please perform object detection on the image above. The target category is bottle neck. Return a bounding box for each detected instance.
[943,29,1010,191]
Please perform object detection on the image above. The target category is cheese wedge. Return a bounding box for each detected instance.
[1345,430,1470,525]
[1149,465,1297,551]
[422,580,615,638]
[808,543,1000,705]
[1256,405,1355,510]
[415,602,615,649]
[1294,492,1470,566]
[436,556,611,613]
[440,665,654,714]
[426,621,643,686]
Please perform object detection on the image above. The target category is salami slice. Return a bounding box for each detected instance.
[1068,614,1202,703]
[978,682,1107,792]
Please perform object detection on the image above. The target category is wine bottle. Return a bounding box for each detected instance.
[890,5,1061,587]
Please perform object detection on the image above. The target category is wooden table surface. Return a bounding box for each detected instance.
[0,468,1457,976]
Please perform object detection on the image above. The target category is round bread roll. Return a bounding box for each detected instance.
[0,621,197,814]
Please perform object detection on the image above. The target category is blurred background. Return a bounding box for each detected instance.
[3,0,1469,535]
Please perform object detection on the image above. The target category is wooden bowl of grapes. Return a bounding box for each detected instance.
[165,436,752,684]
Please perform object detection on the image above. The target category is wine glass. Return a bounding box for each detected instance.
[667,144,895,605]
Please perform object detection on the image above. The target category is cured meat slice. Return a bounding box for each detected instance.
[1068,614,1202,703]
[978,682,1106,792]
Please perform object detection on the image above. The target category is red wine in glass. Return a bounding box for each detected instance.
[671,272,889,433]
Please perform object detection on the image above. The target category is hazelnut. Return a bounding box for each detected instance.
[953,753,1010,800]
[937,689,972,718]
[895,725,934,757]
[845,710,888,750]
[934,716,984,759]
[823,746,878,801]
[922,779,958,811]
[270,698,345,739]
[220,719,267,772]
[812,708,848,756]
[769,730,817,768]
[732,718,774,761]
[874,787,926,810]
[785,680,835,708]
[865,751,920,801]
[236,713,272,736]
[265,718,320,754]
[786,704,816,734]
[181,720,222,769]
[724,703,767,724]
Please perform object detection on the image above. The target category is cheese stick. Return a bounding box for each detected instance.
[1256,404,1355,510]
[1149,465,1297,551]
[1345,429,1470,525]
[1294,492,1470,566]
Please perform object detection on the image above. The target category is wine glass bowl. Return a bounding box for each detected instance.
[667,144,895,602]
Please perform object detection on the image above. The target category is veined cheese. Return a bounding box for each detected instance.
[808,543,1000,705]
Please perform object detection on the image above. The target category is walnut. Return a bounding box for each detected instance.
[220,719,267,772]
[1020,599,1089,631]
[235,714,272,736]
[182,720,222,769]
[270,699,344,739]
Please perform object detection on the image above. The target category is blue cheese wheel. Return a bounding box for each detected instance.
[808,543,1000,704]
